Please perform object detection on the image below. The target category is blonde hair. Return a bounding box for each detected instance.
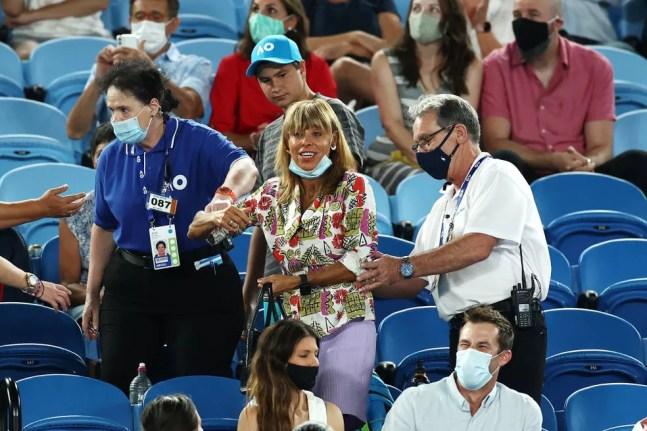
[275,99,357,204]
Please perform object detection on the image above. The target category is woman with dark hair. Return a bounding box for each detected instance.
[190,99,377,430]
[238,319,343,431]
[81,59,258,394]
[368,0,482,193]
[208,0,337,152]
[141,394,202,431]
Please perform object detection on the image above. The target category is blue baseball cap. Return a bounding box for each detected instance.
[245,35,303,77]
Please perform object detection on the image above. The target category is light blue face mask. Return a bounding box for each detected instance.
[111,107,151,145]
[455,348,502,390]
[249,12,287,43]
[289,155,333,179]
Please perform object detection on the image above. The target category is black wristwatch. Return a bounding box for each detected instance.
[298,273,313,296]
[23,272,43,297]
[399,257,415,279]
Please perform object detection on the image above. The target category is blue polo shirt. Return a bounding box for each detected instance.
[95,118,247,253]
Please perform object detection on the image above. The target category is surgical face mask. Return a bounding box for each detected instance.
[455,348,501,391]
[111,106,152,145]
[289,155,333,179]
[415,126,458,180]
[249,12,286,43]
[286,363,318,390]
[409,13,442,44]
[512,17,555,61]
[131,20,168,54]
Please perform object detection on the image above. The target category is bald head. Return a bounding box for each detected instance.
[513,0,561,20]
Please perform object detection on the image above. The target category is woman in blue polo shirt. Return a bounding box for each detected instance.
[81,59,258,393]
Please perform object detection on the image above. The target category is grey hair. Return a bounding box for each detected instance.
[408,94,481,144]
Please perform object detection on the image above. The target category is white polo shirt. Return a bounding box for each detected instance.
[383,374,542,431]
[412,153,550,320]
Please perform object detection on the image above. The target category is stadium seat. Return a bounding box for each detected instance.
[0,42,24,97]
[0,228,32,303]
[614,81,647,116]
[591,45,647,87]
[543,309,647,426]
[26,36,114,87]
[0,377,20,430]
[393,0,410,23]
[545,245,577,310]
[143,375,245,431]
[541,394,558,431]
[44,70,91,116]
[39,236,59,283]
[175,38,237,76]
[236,0,252,31]
[230,231,252,274]
[616,0,647,41]
[0,134,75,178]
[391,173,445,239]
[614,109,647,156]
[0,163,95,247]
[356,105,384,151]
[366,175,394,235]
[0,98,69,146]
[18,374,131,431]
[579,239,647,336]
[565,383,647,431]
[179,0,239,34]
[378,234,414,256]
[366,373,395,431]
[531,172,647,265]
[173,14,238,42]
[377,306,451,388]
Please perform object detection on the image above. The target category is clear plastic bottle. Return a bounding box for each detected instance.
[206,228,234,251]
[411,359,430,386]
[129,362,152,405]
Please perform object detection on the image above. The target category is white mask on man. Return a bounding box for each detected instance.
[131,20,168,54]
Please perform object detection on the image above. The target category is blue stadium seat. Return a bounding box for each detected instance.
[366,175,394,235]
[230,231,252,274]
[579,239,647,336]
[173,14,238,42]
[394,0,410,23]
[391,173,444,236]
[0,163,95,247]
[543,309,647,426]
[40,236,59,283]
[44,70,91,116]
[26,36,114,87]
[614,109,647,156]
[367,373,395,431]
[565,383,647,431]
[545,245,577,310]
[101,0,129,32]
[356,105,385,151]
[143,375,245,431]
[614,81,647,116]
[617,0,647,40]
[0,134,75,178]
[541,394,558,431]
[179,0,239,34]
[0,98,69,145]
[0,42,24,97]
[236,0,252,32]
[175,38,237,76]
[602,426,639,431]
[378,234,414,256]
[591,45,647,87]
[18,374,132,431]
[531,172,647,265]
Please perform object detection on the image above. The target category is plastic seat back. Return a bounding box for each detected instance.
[176,38,237,75]
[17,374,132,431]
[614,82,647,116]
[0,134,75,178]
[541,394,558,431]
[230,231,252,274]
[591,45,647,87]
[579,239,647,295]
[365,175,392,226]
[355,106,384,150]
[366,373,394,431]
[40,236,59,283]
[614,109,647,155]
[0,42,24,87]
[544,245,576,310]
[394,347,451,389]
[565,383,647,431]
[378,234,414,256]
[174,14,238,41]
[392,173,445,227]
[0,98,68,145]
[179,0,239,33]
[0,343,87,380]
[44,70,91,116]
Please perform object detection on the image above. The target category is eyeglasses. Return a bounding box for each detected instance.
[411,124,455,152]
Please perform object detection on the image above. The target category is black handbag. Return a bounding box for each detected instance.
[239,283,287,393]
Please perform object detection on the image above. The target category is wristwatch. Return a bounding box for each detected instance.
[23,272,43,297]
[475,21,491,33]
[298,273,313,296]
[399,256,415,279]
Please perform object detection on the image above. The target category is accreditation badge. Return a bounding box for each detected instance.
[149,224,180,270]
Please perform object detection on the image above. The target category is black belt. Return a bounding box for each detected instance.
[117,247,221,270]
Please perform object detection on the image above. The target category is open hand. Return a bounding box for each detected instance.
[38,185,86,218]
[257,274,300,295]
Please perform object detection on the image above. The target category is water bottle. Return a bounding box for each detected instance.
[206,228,234,251]
[411,360,430,386]
[129,362,152,405]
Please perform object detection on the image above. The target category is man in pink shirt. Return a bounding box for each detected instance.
[480,0,647,194]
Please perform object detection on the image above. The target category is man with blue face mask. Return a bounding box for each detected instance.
[358,93,550,404]
[383,306,542,430]
[67,0,211,141]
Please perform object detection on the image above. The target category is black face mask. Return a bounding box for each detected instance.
[416,126,458,180]
[286,363,318,390]
[512,17,552,61]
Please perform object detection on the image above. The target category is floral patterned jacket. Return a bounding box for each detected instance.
[244,171,378,337]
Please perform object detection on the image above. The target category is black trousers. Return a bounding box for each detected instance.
[99,249,244,394]
[449,301,547,404]
[493,149,647,195]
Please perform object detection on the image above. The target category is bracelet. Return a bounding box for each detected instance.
[36,281,44,298]
[215,186,236,203]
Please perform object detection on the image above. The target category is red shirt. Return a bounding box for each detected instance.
[481,37,615,154]
[209,52,337,135]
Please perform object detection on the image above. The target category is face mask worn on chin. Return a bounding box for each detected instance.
[289,155,333,179]
[512,17,554,61]
[409,13,442,44]
[131,20,168,54]
[286,363,318,390]
[111,107,153,145]
[249,13,286,43]
[416,126,458,180]
[455,348,501,391]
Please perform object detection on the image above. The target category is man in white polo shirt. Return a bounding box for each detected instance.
[357,94,550,403]
[383,306,541,430]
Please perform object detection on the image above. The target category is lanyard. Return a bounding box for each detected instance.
[438,155,490,246]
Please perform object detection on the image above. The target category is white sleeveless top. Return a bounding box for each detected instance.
[304,390,327,423]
